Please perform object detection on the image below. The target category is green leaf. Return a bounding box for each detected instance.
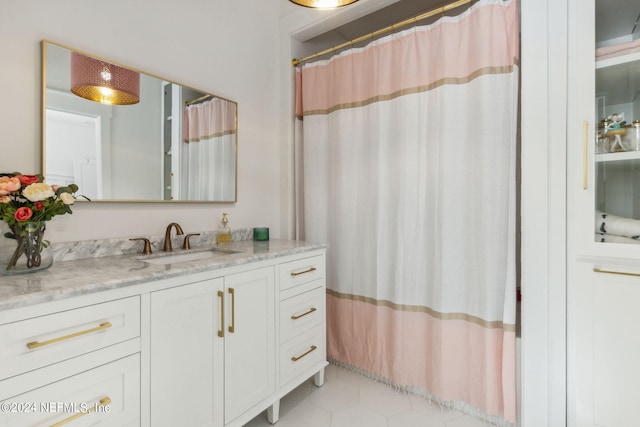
[55,186,72,196]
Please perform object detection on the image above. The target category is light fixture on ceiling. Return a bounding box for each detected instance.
[289,0,359,9]
[70,52,140,105]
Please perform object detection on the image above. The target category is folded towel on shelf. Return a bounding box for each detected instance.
[595,210,640,238]
[596,38,640,62]
[595,233,640,244]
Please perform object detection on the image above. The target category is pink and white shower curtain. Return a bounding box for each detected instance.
[294,0,519,424]
[182,98,236,200]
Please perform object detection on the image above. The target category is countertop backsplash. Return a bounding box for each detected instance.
[52,227,254,262]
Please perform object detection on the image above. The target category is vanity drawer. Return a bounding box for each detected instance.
[280,325,325,386]
[0,296,140,380]
[278,255,325,291]
[280,286,325,343]
[0,353,140,427]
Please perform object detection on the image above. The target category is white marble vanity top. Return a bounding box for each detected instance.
[0,239,326,311]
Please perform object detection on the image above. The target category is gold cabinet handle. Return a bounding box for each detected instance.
[49,396,111,427]
[291,307,317,320]
[291,267,316,277]
[218,290,225,337]
[27,322,112,350]
[228,288,235,333]
[291,345,317,362]
[594,267,640,277]
[583,120,589,190]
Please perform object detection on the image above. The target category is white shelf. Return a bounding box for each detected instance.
[596,51,640,69]
[595,151,640,162]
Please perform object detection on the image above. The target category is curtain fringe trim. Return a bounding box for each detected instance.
[327,356,516,427]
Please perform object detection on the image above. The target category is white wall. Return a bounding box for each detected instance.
[0,0,281,242]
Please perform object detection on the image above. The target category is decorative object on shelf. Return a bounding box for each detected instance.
[623,120,640,151]
[0,173,82,274]
[289,0,358,9]
[604,112,627,152]
[71,52,140,105]
[596,132,612,154]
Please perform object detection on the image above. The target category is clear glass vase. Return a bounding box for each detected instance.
[0,221,53,275]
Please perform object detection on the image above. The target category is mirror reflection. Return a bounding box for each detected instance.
[42,41,237,202]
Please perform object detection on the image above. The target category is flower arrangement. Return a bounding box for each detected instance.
[0,173,81,272]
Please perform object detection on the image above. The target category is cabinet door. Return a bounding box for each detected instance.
[150,278,224,427]
[569,0,640,257]
[574,262,640,427]
[223,267,275,425]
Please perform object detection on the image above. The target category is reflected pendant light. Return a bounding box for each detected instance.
[70,52,140,105]
[289,0,359,8]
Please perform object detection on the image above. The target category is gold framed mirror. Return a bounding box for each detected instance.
[42,40,237,202]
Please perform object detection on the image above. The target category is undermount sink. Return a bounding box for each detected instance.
[141,248,241,265]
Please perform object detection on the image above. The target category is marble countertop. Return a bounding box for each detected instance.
[0,239,326,311]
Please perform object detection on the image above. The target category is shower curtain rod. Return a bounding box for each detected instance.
[292,0,475,67]
[185,94,213,106]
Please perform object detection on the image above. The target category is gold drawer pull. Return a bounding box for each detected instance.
[291,345,317,362]
[291,307,317,320]
[228,288,236,333]
[218,290,225,337]
[291,267,316,277]
[27,322,112,350]
[594,267,640,277]
[49,396,111,427]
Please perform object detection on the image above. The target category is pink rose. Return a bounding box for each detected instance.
[34,201,44,211]
[0,176,21,196]
[17,175,39,186]
[0,196,10,203]
[14,207,33,222]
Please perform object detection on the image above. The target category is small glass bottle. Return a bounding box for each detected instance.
[216,213,232,243]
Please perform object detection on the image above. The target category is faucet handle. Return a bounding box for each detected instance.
[183,233,201,250]
[130,237,152,255]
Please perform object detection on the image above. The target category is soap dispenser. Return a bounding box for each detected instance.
[216,212,232,243]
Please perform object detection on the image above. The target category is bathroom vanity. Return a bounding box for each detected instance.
[0,239,327,427]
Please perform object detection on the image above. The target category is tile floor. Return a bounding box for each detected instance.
[244,364,490,427]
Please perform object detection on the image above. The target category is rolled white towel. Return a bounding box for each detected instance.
[595,210,640,238]
[595,233,640,244]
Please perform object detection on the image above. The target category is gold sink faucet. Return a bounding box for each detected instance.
[164,223,184,252]
[130,237,153,255]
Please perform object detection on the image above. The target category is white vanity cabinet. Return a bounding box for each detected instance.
[223,267,276,425]
[149,267,276,427]
[277,255,327,389]
[148,249,326,427]
[150,277,224,427]
[0,295,142,426]
[0,244,326,427]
